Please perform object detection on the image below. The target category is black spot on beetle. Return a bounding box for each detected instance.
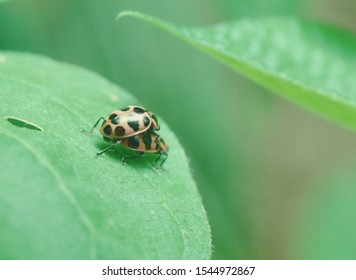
[111,116,120,125]
[120,107,130,111]
[128,120,139,132]
[128,135,140,149]
[143,116,150,127]
[133,107,145,114]
[143,132,152,150]
[109,114,120,124]
[109,113,117,120]
[103,125,112,135]
[115,126,125,137]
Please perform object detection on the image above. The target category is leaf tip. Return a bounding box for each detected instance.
[116,10,144,21]
[116,10,170,31]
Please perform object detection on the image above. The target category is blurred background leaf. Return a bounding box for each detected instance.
[118,11,356,129]
[1,0,356,259]
[291,166,356,259]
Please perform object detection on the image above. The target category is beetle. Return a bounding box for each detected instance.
[81,105,167,167]
[97,130,168,167]
[81,105,159,140]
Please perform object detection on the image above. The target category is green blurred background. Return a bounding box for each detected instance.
[1,0,356,259]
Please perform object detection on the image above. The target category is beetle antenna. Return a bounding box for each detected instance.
[81,117,105,135]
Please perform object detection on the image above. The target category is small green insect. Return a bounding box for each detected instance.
[82,105,168,167]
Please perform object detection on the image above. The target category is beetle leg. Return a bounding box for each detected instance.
[154,151,168,168]
[121,152,145,164]
[81,117,105,135]
[96,140,121,156]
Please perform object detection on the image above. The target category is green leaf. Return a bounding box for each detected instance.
[118,11,356,129]
[0,52,211,259]
[291,166,356,259]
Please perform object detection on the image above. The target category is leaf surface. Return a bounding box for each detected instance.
[0,52,211,259]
